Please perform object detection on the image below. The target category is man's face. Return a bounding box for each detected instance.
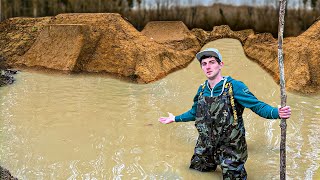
[200,57,223,80]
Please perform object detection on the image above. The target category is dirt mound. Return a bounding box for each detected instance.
[142,21,189,42]
[191,25,254,46]
[0,17,52,66]
[243,19,320,93]
[1,13,320,93]
[141,21,200,51]
[191,23,320,93]
[12,14,197,83]
[16,24,98,71]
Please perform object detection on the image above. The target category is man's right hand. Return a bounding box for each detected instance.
[158,112,175,124]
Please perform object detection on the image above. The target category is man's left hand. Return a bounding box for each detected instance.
[278,106,291,119]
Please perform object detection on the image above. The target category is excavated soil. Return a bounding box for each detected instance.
[9,14,199,83]
[0,13,320,93]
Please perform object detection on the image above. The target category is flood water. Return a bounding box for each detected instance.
[1,39,319,179]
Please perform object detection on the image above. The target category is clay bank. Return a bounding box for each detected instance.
[0,13,319,93]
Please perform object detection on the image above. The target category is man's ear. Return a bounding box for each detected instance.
[219,61,224,68]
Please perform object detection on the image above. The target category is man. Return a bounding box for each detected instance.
[158,48,291,179]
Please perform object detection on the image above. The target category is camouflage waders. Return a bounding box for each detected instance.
[189,81,248,180]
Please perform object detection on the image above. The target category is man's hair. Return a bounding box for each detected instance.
[199,55,221,64]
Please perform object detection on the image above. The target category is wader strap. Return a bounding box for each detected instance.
[225,83,238,125]
[199,82,206,100]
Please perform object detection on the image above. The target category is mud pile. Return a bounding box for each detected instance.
[0,17,52,65]
[141,21,200,51]
[0,13,319,93]
[191,25,254,46]
[11,14,199,83]
[243,18,320,93]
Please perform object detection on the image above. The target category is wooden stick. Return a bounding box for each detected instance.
[277,0,287,179]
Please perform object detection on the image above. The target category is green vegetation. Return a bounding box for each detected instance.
[31,26,37,32]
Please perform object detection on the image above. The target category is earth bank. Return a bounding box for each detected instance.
[0,13,319,93]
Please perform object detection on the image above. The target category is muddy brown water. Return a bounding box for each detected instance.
[1,39,319,179]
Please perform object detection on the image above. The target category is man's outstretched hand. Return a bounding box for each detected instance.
[159,112,175,124]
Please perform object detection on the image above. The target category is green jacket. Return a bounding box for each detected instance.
[175,76,279,122]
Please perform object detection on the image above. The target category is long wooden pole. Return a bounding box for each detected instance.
[277,0,287,179]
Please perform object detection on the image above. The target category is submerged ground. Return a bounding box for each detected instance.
[0,39,319,179]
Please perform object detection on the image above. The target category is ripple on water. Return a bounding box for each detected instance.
[1,39,320,179]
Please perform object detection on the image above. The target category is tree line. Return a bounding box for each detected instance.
[0,0,319,37]
[0,0,143,20]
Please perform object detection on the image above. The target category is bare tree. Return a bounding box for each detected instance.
[172,0,186,20]
[32,0,38,17]
[311,0,318,9]
[0,0,2,21]
[98,0,101,12]
[303,0,308,8]
[189,0,198,27]
[155,0,161,18]
[317,0,320,11]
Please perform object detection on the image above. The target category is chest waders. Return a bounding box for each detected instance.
[189,82,248,180]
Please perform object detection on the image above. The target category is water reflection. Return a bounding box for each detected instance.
[0,39,319,179]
